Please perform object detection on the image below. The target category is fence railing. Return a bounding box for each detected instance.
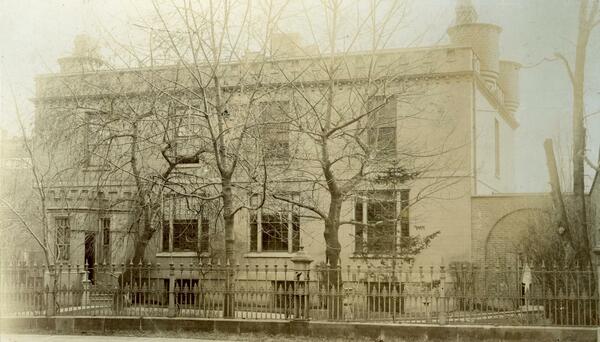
[1,261,598,326]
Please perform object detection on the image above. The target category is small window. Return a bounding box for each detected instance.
[55,218,70,262]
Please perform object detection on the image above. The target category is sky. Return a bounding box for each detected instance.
[0,0,599,193]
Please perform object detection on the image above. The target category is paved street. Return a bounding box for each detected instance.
[0,335,235,342]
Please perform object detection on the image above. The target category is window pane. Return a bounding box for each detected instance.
[250,214,258,252]
[354,199,364,252]
[200,217,210,252]
[261,213,288,251]
[162,221,170,252]
[365,192,396,253]
[292,214,300,252]
[172,219,198,252]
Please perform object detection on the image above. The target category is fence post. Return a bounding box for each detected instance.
[438,265,447,325]
[81,270,91,306]
[168,262,176,317]
[46,265,56,316]
[593,246,600,323]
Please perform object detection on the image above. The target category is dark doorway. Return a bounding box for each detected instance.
[84,232,96,284]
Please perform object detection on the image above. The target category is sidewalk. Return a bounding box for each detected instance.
[1,335,236,342]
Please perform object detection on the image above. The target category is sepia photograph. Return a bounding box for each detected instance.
[0,0,599,341]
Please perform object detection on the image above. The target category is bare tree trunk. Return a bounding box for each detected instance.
[222,176,236,318]
[324,194,343,319]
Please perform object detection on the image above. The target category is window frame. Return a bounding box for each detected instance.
[161,195,211,254]
[354,190,410,255]
[249,194,300,253]
[260,100,291,162]
[84,111,110,168]
[367,95,397,158]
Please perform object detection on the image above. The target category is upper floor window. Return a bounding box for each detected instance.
[85,112,110,167]
[261,101,290,162]
[55,217,70,262]
[249,194,300,253]
[367,96,396,158]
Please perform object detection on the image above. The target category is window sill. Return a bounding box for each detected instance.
[244,252,295,258]
[350,253,414,262]
[83,166,111,172]
[156,251,204,258]
[175,163,202,169]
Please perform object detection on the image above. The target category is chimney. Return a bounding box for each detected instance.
[58,34,104,73]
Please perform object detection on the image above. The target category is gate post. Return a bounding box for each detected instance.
[168,262,176,317]
[291,247,313,320]
[438,265,447,325]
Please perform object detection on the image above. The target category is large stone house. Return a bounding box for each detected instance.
[33,1,546,285]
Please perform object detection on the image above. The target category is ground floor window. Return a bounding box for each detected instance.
[161,196,211,253]
[249,194,300,253]
[354,189,410,254]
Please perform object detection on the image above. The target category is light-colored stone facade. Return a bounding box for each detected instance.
[33,1,547,276]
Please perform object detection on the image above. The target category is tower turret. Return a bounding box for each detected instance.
[447,0,501,86]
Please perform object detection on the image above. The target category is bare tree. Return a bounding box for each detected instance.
[544,0,599,268]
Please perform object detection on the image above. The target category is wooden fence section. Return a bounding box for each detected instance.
[1,262,598,326]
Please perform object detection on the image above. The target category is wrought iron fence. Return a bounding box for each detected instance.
[1,261,598,326]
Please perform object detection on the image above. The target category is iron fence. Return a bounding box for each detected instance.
[1,261,598,326]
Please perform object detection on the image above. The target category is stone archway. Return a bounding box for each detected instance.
[481,208,553,309]
[484,208,553,268]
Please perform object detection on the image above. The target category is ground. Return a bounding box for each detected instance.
[0,332,390,342]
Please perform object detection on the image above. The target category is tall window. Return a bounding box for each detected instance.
[85,112,110,167]
[161,196,210,253]
[400,190,410,247]
[249,194,300,253]
[100,218,110,264]
[367,96,397,158]
[354,191,398,254]
[55,218,70,261]
[261,101,290,161]
[171,105,200,164]
[494,119,500,177]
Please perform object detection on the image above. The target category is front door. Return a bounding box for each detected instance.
[84,232,96,284]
